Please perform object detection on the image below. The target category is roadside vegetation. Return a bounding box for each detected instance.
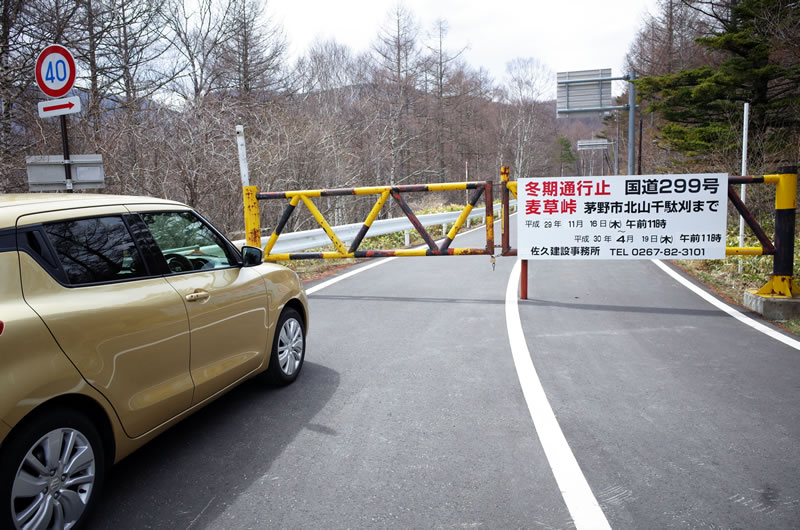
[3,1,798,331]
[676,221,800,335]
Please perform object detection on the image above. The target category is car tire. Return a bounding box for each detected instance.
[266,308,306,386]
[0,407,105,530]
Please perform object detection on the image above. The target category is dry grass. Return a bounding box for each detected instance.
[674,227,800,336]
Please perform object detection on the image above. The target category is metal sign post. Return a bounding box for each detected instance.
[557,69,637,175]
[628,71,636,176]
[577,139,617,176]
[35,44,78,192]
[59,115,72,191]
[739,102,750,274]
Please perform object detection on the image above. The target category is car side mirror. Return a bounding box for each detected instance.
[241,245,263,266]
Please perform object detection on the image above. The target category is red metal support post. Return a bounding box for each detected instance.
[521,260,528,300]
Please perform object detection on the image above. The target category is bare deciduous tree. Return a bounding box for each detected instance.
[216,0,287,98]
[500,57,554,179]
[166,0,232,101]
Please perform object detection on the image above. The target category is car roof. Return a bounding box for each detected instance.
[0,193,188,228]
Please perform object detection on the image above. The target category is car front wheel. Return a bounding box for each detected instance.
[0,408,105,530]
[266,307,305,386]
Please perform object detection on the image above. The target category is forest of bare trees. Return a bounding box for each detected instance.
[4,0,796,234]
[626,0,799,177]
[1,0,600,233]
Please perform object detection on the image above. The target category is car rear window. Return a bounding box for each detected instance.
[44,216,147,285]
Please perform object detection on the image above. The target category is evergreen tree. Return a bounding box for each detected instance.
[556,136,577,176]
[636,0,800,171]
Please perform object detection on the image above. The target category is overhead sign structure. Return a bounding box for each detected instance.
[517,174,728,260]
[35,45,76,98]
[37,95,81,118]
[557,68,637,175]
[557,69,614,117]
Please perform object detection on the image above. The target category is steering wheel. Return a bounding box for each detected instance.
[164,253,193,273]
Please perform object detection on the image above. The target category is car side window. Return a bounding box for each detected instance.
[43,216,147,285]
[141,211,235,274]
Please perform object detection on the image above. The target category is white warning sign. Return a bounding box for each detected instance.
[517,174,728,260]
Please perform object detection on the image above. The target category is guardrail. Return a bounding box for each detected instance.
[245,181,499,260]
[233,201,516,253]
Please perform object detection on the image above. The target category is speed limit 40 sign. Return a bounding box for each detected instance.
[35,45,76,98]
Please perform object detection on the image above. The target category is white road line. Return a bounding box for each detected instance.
[505,260,611,530]
[651,259,800,351]
[306,258,397,295]
[307,216,610,527]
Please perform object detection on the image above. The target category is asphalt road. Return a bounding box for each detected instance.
[90,220,800,529]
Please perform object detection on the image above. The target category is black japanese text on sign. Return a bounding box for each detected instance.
[517,174,728,260]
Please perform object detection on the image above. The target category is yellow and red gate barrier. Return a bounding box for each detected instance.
[244,165,797,301]
[243,181,495,260]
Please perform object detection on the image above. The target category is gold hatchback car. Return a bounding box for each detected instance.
[0,194,308,529]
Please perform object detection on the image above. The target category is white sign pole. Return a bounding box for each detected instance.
[739,102,750,274]
[236,125,250,187]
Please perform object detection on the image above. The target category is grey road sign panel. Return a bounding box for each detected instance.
[577,139,613,151]
[557,69,613,118]
[27,154,105,191]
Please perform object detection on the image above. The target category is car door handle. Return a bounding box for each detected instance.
[185,290,210,302]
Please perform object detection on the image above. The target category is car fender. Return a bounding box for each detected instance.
[254,263,309,358]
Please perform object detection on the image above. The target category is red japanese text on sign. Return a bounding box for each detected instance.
[525,179,611,197]
[517,174,728,260]
[525,199,578,216]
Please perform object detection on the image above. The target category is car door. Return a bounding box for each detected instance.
[135,208,270,404]
[16,209,193,438]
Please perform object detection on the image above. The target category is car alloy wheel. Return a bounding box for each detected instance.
[277,316,304,377]
[11,427,97,529]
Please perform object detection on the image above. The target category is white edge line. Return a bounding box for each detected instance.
[505,260,611,530]
[307,214,612,528]
[305,257,397,295]
[650,259,800,351]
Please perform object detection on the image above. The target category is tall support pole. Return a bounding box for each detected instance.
[60,115,73,192]
[754,166,798,297]
[637,117,643,175]
[236,125,250,187]
[237,125,261,248]
[738,102,750,274]
[615,111,620,175]
[627,72,636,175]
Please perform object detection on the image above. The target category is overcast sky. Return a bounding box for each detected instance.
[269,0,660,96]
